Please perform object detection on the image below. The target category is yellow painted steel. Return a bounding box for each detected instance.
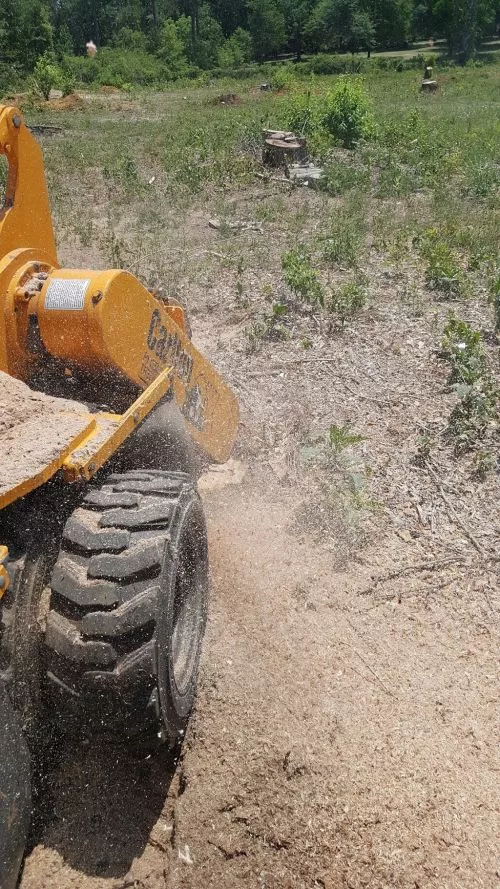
[34,268,239,462]
[0,105,239,507]
[0,105,57,264]
[63,367,174,481]
[0,415,96,511]
[0,545,10,598]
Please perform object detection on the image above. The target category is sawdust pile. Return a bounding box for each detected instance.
[0,371,92,496]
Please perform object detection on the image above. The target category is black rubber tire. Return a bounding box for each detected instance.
[0,681,31,889]
[43,470,208,745]
[0,542,59,744]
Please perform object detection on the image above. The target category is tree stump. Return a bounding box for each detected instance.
[262,130,308,168]
[420,79,438,92]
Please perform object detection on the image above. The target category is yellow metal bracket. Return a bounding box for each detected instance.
[63,366,174,482]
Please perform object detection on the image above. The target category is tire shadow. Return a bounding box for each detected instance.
[26,732,178,879]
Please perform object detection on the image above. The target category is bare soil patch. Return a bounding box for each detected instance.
[19,253,499,887]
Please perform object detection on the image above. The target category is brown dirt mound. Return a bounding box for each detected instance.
[45,93,84,111]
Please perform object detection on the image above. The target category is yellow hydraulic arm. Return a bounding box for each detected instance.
[0,105,239,466]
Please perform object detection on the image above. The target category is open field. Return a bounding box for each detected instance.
[4,63,499,888]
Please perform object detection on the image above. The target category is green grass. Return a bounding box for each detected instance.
[16,61,499,351]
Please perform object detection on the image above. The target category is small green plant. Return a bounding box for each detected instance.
[420,229,465,298]
[284,87,320,137]
[245,302,289,352]
[119,154,139,189]
[448,380,499,455]
[321,162,370,197]
[473,449,497,479]
[322,214,364,267]
[442,315,486,385]
[235,256,246,303]
[441,314,499,454]
[414,431,435,466]
[328,281,367,327]
[299,421,373,557]
[328,423,365,453]
[282,247,324,306]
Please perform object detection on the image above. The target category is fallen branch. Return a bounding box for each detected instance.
[360,556,468,595]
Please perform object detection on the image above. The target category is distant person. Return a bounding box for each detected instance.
[86,40,97,57]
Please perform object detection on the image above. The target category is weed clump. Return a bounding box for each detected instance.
[442,315,486,385]
[441,315,499,454]
[420,229,466,298]
[282,247,324,306]
[245,302,289,353]
[328,280,367,327]
[298,423,374,560]
[322,211,364,267]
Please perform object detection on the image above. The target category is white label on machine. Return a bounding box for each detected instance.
[44,278,90,310]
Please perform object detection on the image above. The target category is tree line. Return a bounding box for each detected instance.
[0,0,498,76]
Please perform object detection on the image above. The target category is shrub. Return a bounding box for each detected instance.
[283,88,321,137]
[97,48,165,87]
[157,19,190,77]
[63,54,99,84]
[30,52,64,100]
[218,28,253,68]
[114,28,149,51]
[302,54,367,76]
[448,381,499,454]
[329,281,367,327]
[0,61,23,94]
[321,77,374,149]
[271,62,296,91]
[282,247,324,305]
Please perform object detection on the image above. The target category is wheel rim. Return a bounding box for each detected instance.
[170,511,207,698]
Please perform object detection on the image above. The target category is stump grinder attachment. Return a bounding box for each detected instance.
[0,104,239,887]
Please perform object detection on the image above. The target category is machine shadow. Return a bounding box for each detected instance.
[28,733,178,878]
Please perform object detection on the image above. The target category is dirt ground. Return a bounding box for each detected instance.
[18,240,499,889]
